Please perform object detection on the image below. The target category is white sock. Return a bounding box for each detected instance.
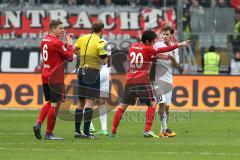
[99,105,107,131]
[160,110,167,132]
[90,122,95,131]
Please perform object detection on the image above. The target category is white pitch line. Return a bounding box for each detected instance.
[0,147,239,156]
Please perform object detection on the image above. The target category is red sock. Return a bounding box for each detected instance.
[144,107,156,132]
[37,102,51,124]
[46,106,58,134]
[112,108,124,134]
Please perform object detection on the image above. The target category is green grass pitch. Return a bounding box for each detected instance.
[0,110,240,160]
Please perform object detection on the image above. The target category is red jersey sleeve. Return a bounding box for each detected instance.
[54,40,74,62]
[150,44,178,56]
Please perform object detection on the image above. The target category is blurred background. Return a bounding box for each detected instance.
[0,0,240,110]
[1,0,240,74]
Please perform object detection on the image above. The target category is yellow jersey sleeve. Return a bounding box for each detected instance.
[97,41,108,56]
[74,36,82,49]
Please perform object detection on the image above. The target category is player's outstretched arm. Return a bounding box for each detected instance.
[155,44,178,54]
[177,40,190,48]
[154,40,190,54]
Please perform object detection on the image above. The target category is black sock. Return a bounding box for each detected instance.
[83,108,93,135]
[75,109,83,133]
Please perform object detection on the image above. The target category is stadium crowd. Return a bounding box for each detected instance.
[1,0,240,74]
[0,0,238,8]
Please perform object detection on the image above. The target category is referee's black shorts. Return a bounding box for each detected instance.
[77,67,100,99]
[121,84,155,105]
[43,82,65,103]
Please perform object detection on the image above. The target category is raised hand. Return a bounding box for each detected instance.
[65,33,73,45]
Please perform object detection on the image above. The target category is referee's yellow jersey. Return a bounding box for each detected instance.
[74,33,107,70]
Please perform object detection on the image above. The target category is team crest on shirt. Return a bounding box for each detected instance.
[62,45,67,51]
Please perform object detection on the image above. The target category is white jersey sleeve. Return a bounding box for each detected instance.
[100,38,111,98]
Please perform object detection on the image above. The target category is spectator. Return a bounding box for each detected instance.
[231,0,240,10]
[183,0,191,10]
[182,9,191,40]
[202,46,221,75]
[27,0,38,5]
[85,0,97,5]
[8,0,21,6]
[189,0,205,55]
[148,0,161,7]
[232,11,240,53]
[41,0,63,3]
[189,0,205,33]
[160,0,176,7]
[67,0,77,5]
[127,0,139,7]
[215,0,229,8]
[230,49,240,75]
[105,0,113,5]
[52,0,64,4]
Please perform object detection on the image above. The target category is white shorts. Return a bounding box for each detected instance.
[100,65,110,98]
[156,91,172,106]
[152,80,173,106]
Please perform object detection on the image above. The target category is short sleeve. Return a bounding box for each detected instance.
[97,41,108,56]
[74,37,82,49]
[101,38,111,56]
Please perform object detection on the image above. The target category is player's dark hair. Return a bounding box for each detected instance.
[49,20,63,31]
[141,30,157,44]
[209,45,216,52]
[91,20,104,33]
[162,25,174,35]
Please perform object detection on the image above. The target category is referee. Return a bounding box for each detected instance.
[73,20,108,139]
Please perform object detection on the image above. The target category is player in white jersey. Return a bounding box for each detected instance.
[153,26,179,137]
[89,38,111,136]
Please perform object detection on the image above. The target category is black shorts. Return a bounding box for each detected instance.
[122,84,155,105]
[43,83,65,103]
[77,67,100,99]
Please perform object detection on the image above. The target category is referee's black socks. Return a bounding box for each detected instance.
[83,108,93,135]
[75,109,83,133]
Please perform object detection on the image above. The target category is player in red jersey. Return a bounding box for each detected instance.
[110,30,189,137]
[33,20,73,140]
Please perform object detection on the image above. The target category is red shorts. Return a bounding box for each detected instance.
[43,83,65,103]
[121,84,155,105]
